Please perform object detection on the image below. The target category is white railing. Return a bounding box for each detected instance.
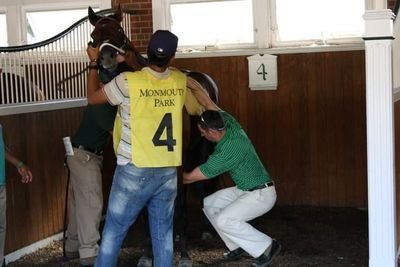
[0,9,133,115]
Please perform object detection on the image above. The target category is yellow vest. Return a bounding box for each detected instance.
[113,109,122,156]
[113,69,192,167]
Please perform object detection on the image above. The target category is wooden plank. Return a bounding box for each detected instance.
[174,51,367,207]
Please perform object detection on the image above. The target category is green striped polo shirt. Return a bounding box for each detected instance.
[199,111,272,191]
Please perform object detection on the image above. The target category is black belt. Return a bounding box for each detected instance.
[248,181,274,192]
[72,144,103,155]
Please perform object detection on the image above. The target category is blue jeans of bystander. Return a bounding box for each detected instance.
[95,163,177,267]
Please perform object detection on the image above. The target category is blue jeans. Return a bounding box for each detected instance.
[95,163,177,267]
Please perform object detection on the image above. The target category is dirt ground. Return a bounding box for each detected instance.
[7,205,369,267]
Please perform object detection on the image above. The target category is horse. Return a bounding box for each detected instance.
[88,5,220,267]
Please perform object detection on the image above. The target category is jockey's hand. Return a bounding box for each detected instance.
[87,44,99,62]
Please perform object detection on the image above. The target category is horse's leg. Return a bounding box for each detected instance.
[195,138,219,240]
[185,115,219,239]
[176,177,192,267]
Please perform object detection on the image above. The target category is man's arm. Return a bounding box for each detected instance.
[87,45,109,104]
[183,167,208,184]
[186,77,219,111]
[5,150,32,183]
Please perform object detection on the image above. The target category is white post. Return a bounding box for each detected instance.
[364,9,397,267]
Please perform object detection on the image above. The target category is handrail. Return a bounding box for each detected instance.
[0,8,137,52]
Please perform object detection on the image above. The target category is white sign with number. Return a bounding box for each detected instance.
[247,54,278,90]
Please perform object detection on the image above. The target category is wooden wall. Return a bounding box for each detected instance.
[175,51,368,207]
[0,49,368,253]
[0,108,114,253]
[0,108,80,252]
[0,108,120,254]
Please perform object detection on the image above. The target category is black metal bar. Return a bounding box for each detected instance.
[62,158,70,258]
[363,36,395,40]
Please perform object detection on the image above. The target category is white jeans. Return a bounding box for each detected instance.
[203,185,277,258]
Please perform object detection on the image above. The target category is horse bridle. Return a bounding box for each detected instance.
[90,16,127,71]
[91,16,147,71]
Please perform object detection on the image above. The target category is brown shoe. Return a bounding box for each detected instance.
[80,256,96,266]
[65,250,79,260]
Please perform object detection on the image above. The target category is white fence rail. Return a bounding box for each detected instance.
[0,9,133,115]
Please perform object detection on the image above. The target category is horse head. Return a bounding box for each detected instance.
[89,6,124,46]
[88,6,147,73]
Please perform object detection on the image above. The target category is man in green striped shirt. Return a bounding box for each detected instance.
[183,103,281,267]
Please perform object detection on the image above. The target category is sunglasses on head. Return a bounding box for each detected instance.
[200,114,226,132]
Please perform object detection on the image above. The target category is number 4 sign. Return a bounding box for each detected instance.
[247,54,278,90]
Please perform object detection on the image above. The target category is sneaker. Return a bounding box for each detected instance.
[137,254,153,267]
[178,256,192,267]
[252,240,282,267]
[223,247,246,261]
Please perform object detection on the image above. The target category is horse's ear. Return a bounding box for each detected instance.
[88,6,99,26]
[113,4,123,23]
